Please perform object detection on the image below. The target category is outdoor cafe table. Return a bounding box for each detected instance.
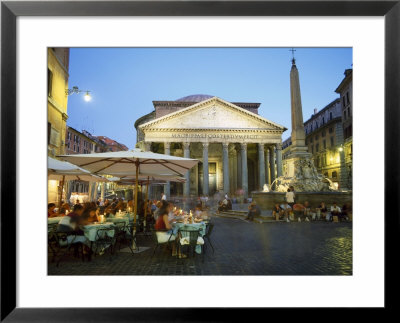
[82,222,115,242]
[48,216,64,225]
[172,222,206,254]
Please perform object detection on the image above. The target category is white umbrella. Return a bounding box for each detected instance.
[113,174,186,184]
[57,149,198,176]
[48,157,108,206]
[58,149,198,222]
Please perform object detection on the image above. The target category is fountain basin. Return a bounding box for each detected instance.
[252,191,352,210]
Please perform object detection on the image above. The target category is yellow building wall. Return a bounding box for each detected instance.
[48,48,69,157]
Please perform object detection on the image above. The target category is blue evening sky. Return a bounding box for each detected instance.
[66,48,352,149]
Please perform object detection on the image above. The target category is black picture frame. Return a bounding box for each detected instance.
[1,0,398,321]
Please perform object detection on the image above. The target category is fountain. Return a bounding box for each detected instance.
[252,53,351,210]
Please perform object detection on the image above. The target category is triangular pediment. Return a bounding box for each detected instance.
[140,97,286,132]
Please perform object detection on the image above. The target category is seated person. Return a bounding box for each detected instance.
[303,201,312,221]
[341,203,352,221]
[330,202,342,221]
[58,203,71,216]
[246,202,261,221]
[153,201,162,221]
[272,203,284,220]
[316,202,328,220]
[226,198,232,211]
[57,205,89,249]
[167,202,176,224]
[154,201,182,257]
[82,207,98,224]
[292,203,305,221]
[48,203,58,218]
[218,198,230,212]
[281,203,292,222]
[194,205,203,219]
[57,204,84,232]
[74,199,81,209]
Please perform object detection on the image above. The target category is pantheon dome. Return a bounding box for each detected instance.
[176,94,214,102]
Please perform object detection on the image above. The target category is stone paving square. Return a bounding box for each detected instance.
[48,217,352,276]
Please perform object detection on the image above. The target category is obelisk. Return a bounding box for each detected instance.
[269,50,333,192]
[289,55,309,156]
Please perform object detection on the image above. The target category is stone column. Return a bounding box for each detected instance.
[222,143,230,194]
[258,143,266,190]
[237,147,242,189]
[183,142,190,197]
[276,143,283,177]
[229,145,237,194]
[265,148,270,185]
[93,182,98,201]
[144,141,152,152]
[241,143,248,199]
[202,143,209,196]
[88,183,93,201]
[101,182,105,201]
[269,146,276,188]
[164,142,171,199]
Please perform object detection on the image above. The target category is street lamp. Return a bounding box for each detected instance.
[66,86,92,101]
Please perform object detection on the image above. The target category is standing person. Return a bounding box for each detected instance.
[161,192,167,201]
[285,188,295,210]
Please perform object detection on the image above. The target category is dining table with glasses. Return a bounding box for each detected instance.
[48,216,64,225]
[171,222,207,254]
[82,222,115,242]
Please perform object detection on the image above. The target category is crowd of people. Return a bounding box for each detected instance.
[48,194,212,231]
[269,186,352,222]
[209,186,352,223]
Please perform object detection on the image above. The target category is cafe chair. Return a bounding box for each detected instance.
[177,227,204,259]
[94,227,116,261]
[54,232,85,267]
[48,224,59,262]
[152,230,176,257]
[118,223,137,255]
[203,222,215,254]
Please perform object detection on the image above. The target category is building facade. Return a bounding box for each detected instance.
[65,127,107,155]
[64,127,129,200]
[135,95,287,199]
[95,136,129,152]
[335,69,353,189]
[47,48,70,157]
[47,48,70,203]
[282,98,343,188]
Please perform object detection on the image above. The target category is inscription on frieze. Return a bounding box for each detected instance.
[171,133,260,139]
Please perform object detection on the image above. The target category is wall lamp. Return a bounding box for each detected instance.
[66,86,92,101]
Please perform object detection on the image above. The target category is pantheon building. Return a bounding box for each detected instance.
[134,95,286,199]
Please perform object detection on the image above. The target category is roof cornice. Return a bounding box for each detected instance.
[141,96,286,131]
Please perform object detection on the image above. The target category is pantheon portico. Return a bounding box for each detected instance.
[134,95,286,198]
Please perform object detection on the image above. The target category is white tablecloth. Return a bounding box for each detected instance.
[48,216,64,225]
[82,223,115,242]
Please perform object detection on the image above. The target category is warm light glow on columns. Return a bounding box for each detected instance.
[183,142,190,197]
[164,142,171,198]
[258,143,266,190]
[222,143,230,194]
[202,143,209,196]
[241,143,248,199]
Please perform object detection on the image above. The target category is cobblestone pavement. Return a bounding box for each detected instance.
[48,217,352,275]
